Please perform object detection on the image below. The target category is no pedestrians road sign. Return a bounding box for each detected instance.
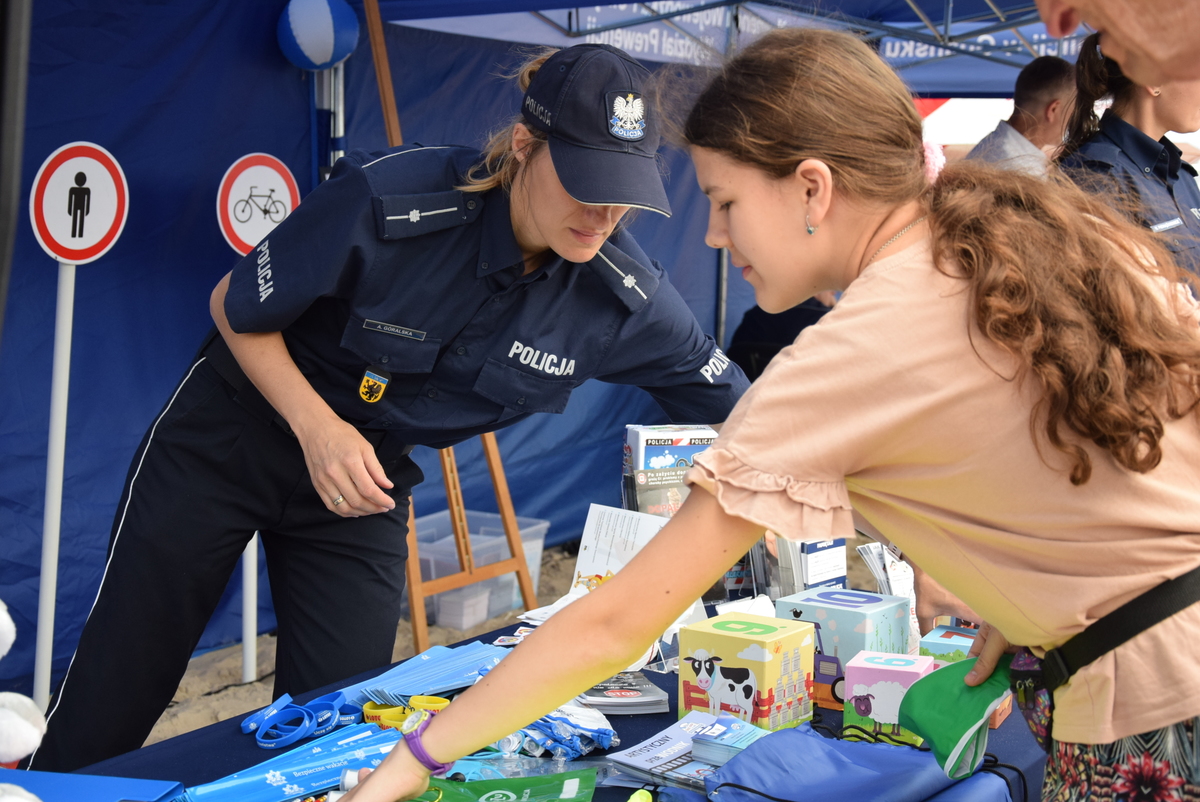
[30,142,129,265]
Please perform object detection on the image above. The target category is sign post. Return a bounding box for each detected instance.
[216,152,297,682]
[28,141,128,710]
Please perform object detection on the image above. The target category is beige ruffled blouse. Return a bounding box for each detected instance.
[687,237,1200,744]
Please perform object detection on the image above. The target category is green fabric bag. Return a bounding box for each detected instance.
[897,655,1013,779]
[418,769,597,802]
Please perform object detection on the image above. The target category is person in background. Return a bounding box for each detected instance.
[726,292,834,381]
[1058,33,1200,275]
[343,28,1200,802]
[967,56,1075,175]
[1035,0,1200,86]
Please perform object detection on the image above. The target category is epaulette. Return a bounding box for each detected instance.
[372,190,484,239]
[1070,140,1123,169]
[588,240,660,312]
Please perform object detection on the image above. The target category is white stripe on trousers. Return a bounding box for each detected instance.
[28,357,208,766]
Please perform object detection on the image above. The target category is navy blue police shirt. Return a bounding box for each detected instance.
[1062,110,1200,274]
[224,145,748,449]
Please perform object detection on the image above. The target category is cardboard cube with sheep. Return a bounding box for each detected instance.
[842,651,936,747]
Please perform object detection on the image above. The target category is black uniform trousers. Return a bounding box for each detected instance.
[28,354,423,772]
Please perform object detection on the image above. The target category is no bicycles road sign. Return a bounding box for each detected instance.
[217,153,300,255]
[30,141,128,265]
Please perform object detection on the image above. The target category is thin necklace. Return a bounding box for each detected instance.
[867,214,928,266]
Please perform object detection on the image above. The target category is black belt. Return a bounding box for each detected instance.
[199,331,413,459]
[1043,562,1200,691]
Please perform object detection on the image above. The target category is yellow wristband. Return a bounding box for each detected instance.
[362,701,401,725]
[410,695,450,713]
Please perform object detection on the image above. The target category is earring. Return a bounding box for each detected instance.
[806,215,817,236]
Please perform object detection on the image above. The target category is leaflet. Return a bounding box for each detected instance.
[607,710,719,791]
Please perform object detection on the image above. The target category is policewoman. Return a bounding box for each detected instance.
[30,43,748,772]
[1058,33,1200,273]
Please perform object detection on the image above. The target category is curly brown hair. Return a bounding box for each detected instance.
[929,165,1200,483]
[685,27,1200,485]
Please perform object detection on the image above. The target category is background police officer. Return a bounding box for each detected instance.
[30,44,748,771]
[1060,33,1200,273]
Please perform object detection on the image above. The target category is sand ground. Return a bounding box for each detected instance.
[145,535,877,746]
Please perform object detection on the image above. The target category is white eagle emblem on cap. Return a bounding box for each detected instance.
[610,93,646,140]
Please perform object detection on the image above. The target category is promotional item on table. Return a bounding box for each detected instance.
[518,504,708,673]
[841,651,936,748]
[0,768,183,802]
[855,542,920,654]
[620,425,718,519]
[678,613,816,731]
[492,627,537,647]
[349,643,508,707]
[181,724,403,802]
[701,721,1011,802]
[774,587,910,712]
[899,656,1017,780]
[689,714,772,767]
[606,711,719,791]
[576,672,669,715]
[398,770,599,802]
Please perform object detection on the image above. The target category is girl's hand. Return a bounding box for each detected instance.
[340,742,431,802]
[964,622,1015,686]
[911,563,980,635]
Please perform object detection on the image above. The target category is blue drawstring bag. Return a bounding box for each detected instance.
[704,723,1010,802]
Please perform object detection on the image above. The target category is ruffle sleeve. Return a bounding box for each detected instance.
[686,447,855,543]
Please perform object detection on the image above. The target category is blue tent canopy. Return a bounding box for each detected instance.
[0,0,1074,696]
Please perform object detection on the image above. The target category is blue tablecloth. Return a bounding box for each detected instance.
[79,625,1046,802]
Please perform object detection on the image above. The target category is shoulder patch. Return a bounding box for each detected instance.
[372,191,483,240]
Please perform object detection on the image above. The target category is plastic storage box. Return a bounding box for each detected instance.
[412,510,549,629]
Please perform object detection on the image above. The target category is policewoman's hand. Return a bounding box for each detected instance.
[294,414,396,517]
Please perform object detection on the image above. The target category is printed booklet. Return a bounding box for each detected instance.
[607,710,719,790]
[576,671,669,715]
[690,713,772,766]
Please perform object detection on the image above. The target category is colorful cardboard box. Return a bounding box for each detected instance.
[919,624,979,670]
[679,612,815,731]
[843,651,935,746]
[774,587,910,711]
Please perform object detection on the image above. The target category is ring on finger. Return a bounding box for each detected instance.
[333,495,345,506]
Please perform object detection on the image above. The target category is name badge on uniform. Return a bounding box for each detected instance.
[1150,217,1183,233]
[360,367,391,403]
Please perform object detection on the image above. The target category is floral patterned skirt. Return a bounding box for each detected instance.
[1044,718,1200,802]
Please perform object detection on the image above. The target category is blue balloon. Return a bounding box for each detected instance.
[277,0,360,71]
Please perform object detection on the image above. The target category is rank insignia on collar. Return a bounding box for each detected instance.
[360,368,390,403]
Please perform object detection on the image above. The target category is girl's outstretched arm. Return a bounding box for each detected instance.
[344,486,765,802]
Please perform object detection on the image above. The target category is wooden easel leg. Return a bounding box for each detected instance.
[440,446,474,574]
[481,433,538,611]
[404,501,430,655]
[405,437,537,652]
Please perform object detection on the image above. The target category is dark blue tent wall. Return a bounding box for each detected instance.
[0,4,750,696]
[0,0,311,694]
